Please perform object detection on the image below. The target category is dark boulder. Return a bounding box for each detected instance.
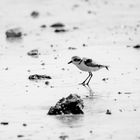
[28,74,52,80]
[48,94,84,115]
[5,28,22,38]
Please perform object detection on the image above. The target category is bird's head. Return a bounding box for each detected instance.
[68,56,82,65]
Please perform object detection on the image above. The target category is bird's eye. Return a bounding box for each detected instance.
[74,58,80,61]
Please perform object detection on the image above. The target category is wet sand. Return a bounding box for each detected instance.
[0,0,140,139]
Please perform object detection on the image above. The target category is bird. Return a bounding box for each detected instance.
[68,56,109,85]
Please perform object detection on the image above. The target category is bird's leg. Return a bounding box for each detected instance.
[86,72,93,85]
[81,72,91,85]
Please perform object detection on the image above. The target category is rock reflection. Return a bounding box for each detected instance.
[55,115,83,127]
[6,37,23,43]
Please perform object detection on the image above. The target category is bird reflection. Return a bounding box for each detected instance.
[56,115,83,127]
[82,84,94,97]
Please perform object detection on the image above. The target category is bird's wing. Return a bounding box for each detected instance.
[84,59,102,67]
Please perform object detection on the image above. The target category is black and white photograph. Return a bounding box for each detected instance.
[0,0,140,139]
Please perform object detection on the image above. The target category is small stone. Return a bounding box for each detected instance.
[5,67,9,70]
[28,74,52,80]
[31,11,39,18]
[89,130,93,133]
[73,27,79,30]
[22,123,27,127]
[40,24,46,28]
[82,43,86,47]
[124,92,132,94]
[50,23,65,28]
[118,92,122,94]
[17,135,24,138]
[133,44,140,49]
[6,28,22,38]
[27,49,39,57]
[0,122,9,125]
[102,78,109,81]
[61,68,65,71]
[106,109,112,115]
[45,81,49,85]
[54,29,67,33]
[41,63,45,66]
[59,135,68,140]
[68,47,77,50]
[119,109,123,112]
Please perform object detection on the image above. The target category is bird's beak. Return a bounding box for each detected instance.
[68,61,72,64]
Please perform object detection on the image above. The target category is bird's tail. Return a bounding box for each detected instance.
[104,65,109,70]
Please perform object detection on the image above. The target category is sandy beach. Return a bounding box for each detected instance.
[0,0,140,139]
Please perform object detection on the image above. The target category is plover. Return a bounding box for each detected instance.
[68,56,109,85]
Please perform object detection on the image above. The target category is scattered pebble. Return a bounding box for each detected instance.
[54,29,67,33]
[45,81,49,85]
[31,11,39,18]
[133,44,140,49]
[68,47,77,50]
[41,63,45,66]
[5,67,9,70]
[22,123,27,127]
[61,68,65,71]
[5,28,22,38]
[124,92,132,94]
[0,122,9,125]
[17,135,24,138]
[119,109,123,112]
[89,130,93,134]
[118,92,122,94]
[28,74,52,80]
[27,49,39,57]
[106,109,112,115]
[40,24,47,28]
[50,23,65,28]
[73,27,79,30]
[59,135,69,140]
[82,43,87,47]
[102,78,109,81]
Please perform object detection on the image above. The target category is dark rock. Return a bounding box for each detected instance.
[45,81,49,85]
[48,94,84,115]
[28,74,52,80]
[40,24,47,28]
[118,92,122,94]
[73,27,79,30]
[27,49,39,57]
[50,23,65,28]
[17,135,24,138]
[0,122,9,125]
[102,78,109,81]
[106,109,112,115]
[59,135,69,140]
[22,123,27,127]
[5,28,22,38]
[54,29,67,33]
[133,44,140,49]
[124,92,132,94]
[68,47,77,50]
[31,11,39,18]
[82,43,86,47]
